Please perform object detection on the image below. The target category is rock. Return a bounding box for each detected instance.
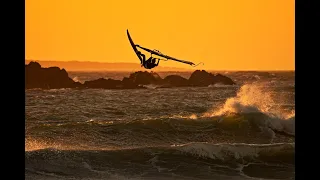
[25,61,236,90]
[25,61,78,89]
[127,71,162,85]
[188,70,213,86]
[122,77,144,89]
[83,78,122,89]
[188,70,235,86]
[213,73,236,85]
[162,75,189,87]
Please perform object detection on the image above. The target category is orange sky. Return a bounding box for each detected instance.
[25,0,294,71]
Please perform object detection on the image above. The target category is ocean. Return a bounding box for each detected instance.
[25,71,295,180]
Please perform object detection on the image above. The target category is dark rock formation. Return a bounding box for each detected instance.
[25,61,79,89]
[162,75,189,87]
[83,78,122,89]
[25,61,236,89]
[83,77,144,89]
[126,71,162,85]
[121,77,144,89]
[213,73,236,85]
[189,70,235,86]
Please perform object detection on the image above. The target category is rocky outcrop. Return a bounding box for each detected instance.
[83,78,144,89]
[25,61,80,89]
[162,75,189,87]
[188,70,235,86]
[126,71,162,85]
[213,73,236,85]
[121,77,144,89]
[83,78,122,89]
[25,61,236,89]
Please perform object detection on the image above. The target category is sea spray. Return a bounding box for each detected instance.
[202,83,295,136]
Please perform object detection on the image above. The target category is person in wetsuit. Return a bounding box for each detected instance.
[136,50,159,69]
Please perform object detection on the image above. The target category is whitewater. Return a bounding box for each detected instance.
[25,71,295,180]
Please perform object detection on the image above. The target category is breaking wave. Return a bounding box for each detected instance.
[26,72,295,180]
[25,142,294,180]
[202,83,295,136]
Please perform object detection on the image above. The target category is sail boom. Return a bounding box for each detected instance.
[136,45,195,66]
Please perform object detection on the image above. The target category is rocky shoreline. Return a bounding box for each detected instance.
[25,61,236,89]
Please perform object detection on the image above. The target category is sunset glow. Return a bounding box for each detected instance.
[25,0,294,71]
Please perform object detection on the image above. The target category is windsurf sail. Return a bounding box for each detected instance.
[136,45,199,66]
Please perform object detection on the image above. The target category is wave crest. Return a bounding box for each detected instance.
[201,83,295,136]
[175,142,294,163]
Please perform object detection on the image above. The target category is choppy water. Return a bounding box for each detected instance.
[25,71,295,180]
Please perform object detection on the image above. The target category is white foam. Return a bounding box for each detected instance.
[208,83,238,88]
[142,84,160,89]
[175,142,294,161]
[72,76,82,83]
[202,83,295,136]
[148,156,168,172]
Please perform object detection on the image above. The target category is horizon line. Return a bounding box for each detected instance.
[25,59,295,72]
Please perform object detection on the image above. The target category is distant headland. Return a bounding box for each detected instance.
[25,61,236,89]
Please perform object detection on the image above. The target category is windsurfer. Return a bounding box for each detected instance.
[136,50,159,69]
